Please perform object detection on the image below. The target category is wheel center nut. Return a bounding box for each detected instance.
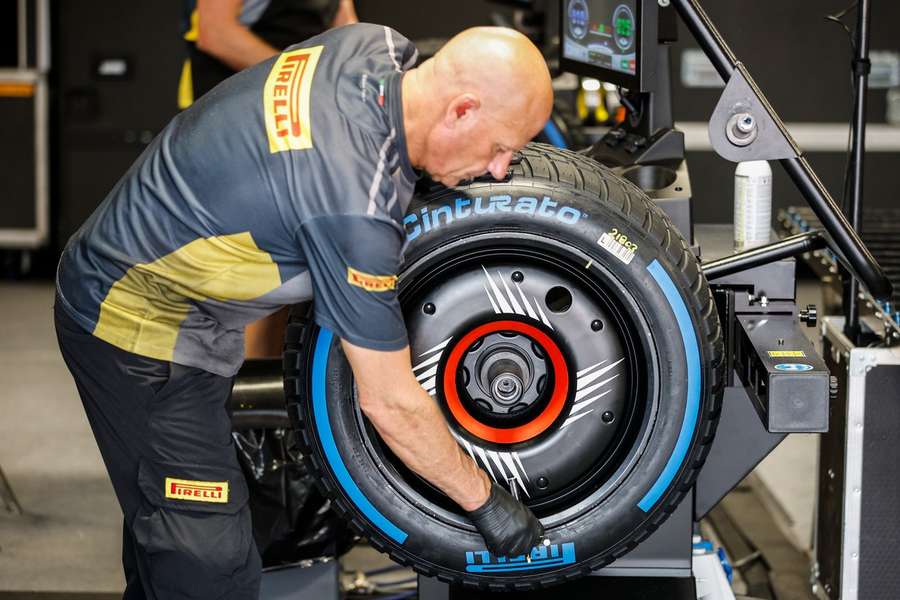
[491,373,524,404]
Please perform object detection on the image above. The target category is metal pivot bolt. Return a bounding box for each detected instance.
[726,112,758,147]
[799,304,818,327]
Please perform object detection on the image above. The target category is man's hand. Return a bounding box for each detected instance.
[467,484,544,557]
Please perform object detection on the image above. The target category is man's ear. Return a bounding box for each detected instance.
[444,94,480,128]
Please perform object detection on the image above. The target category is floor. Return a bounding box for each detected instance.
[0,282,820,594]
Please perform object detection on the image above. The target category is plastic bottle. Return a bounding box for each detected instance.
[733,160,772,251]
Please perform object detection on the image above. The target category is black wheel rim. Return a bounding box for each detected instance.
[351,231,661,529]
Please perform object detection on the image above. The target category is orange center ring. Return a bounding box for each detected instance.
[441,320,570,444]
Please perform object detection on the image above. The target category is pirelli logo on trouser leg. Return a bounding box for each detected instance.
[347,267,398,292]
[165,477,229,503]
[263,46,323,153]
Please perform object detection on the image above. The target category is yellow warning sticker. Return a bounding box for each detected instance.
[768,350,806,358]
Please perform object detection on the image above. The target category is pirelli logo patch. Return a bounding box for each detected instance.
[347,267,397,292]
[263,46,323,153]
[165,477,229,504]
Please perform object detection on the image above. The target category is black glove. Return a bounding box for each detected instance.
[467,483,544,557]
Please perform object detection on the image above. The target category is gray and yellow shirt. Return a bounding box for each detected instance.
[57,24,419,377]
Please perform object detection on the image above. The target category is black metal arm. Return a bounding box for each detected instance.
[671,0,893,302]
[703,230,827,280]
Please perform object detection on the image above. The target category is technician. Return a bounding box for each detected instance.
[55,24,553,598]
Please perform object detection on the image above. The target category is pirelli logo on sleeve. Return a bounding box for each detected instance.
[165,477,229,504]
[263,46,323,153]
[347,267,397,292]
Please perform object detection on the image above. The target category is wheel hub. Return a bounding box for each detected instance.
[462,332,548,419]
[442,319,569,445]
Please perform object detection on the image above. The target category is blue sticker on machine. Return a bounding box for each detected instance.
[404,196,586,241]
[774,363,814,372]
[464,542,576,573]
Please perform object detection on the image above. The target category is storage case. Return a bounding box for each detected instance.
[814,317,900,599]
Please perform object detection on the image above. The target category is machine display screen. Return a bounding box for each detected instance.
[562,0,639,83]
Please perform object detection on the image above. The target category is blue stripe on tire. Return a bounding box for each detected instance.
[638,260,702,512]
[312,328,409,544]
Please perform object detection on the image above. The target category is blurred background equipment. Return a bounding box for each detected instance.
[0,0,49,277]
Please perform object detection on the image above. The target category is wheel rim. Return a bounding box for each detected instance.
[353,232,660,527]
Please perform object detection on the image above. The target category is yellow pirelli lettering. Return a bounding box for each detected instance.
[263,46,323,153]
[165,477,229,503]
[347,267,397,292]
[768,350,806,358]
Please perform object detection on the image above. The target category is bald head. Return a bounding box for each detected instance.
[402,27,554,187]
[432,27,553,126]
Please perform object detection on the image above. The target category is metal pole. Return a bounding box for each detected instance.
[703,230,826,280]
[842,0,872,343]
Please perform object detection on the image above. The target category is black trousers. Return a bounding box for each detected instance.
[54,300,261,599]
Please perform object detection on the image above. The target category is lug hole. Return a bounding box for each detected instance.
[536,374,546,395]
[460,367,470,386]
[511,271,524,283]
[591,319,604,332]
[545,286,572,313]
[601,411,615,424]
[531,341,545,358]
[423,303,436,315]
[474,399,493,412]
[469,338,484,351]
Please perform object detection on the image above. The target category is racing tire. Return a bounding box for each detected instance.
[283,143,724,590]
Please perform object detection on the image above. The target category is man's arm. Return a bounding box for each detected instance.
[330,0,359,28]
[341,339,491,511]
[196,0,280,71]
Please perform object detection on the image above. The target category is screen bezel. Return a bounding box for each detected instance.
[559,0,642,90]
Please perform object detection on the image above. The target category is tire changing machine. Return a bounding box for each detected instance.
[254,0,893,597]
[418,0,891,597]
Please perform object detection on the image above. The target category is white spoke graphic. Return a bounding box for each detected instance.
[415,365,438,381]
[412,337,451,396]
[576,360,608,379]
[513,452,530,482]
[576,358,625,389]
[533,298,553,329]
[574,374,620,402]
[482,266,513,313]
[571,389,613,415]
[478,265,552,328]
[483,283,501,314]
[515,282,538,320]
[498,272,524,316]
[419,337,452,357]
[561,410,594,428]
[475,446,497,482]
[455,435,531,498]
